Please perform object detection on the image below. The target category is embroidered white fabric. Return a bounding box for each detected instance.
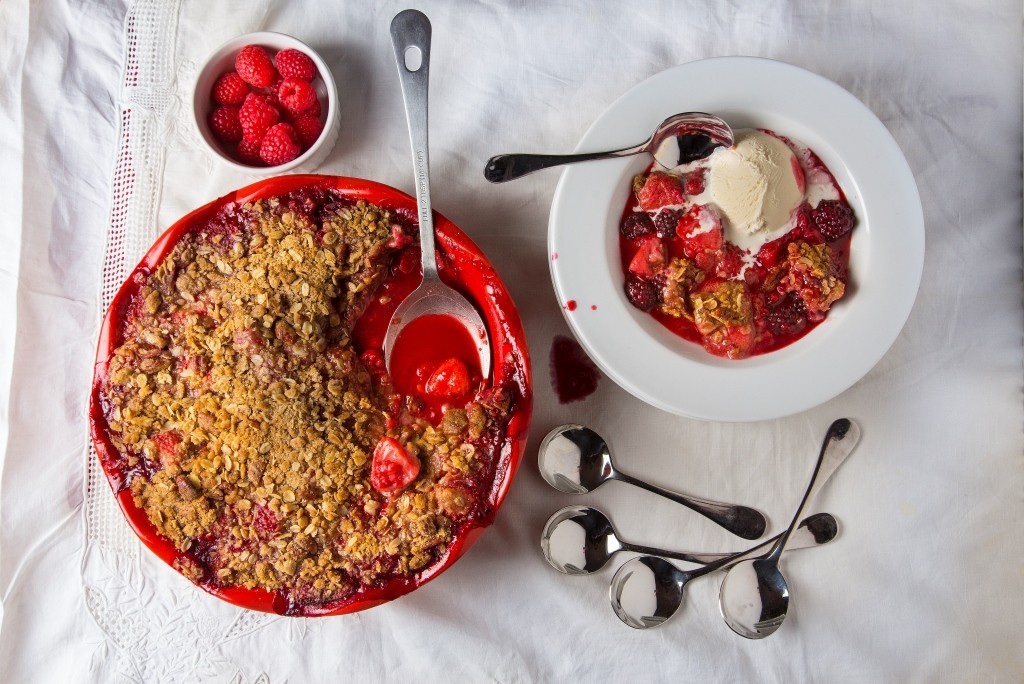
[1,0,1022,681]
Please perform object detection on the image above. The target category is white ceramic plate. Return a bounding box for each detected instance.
[548,57,924,422]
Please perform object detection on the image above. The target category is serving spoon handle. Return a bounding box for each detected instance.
[391,9,438,281]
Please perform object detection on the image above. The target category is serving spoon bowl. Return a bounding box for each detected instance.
[483,111,733,183]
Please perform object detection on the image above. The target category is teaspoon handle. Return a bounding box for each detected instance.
[615,472,768,541]
[769,418,860,562]
[484,144,646,183]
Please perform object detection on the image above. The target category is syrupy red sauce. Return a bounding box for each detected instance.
[619,130,855,359]
[549,334,600,403]
[89,176,532,617]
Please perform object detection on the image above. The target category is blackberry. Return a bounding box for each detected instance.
[620,212,655,240]
[624,276,660,312]
[653,208,683,237]
[811,200,855,241]
[765,292,808,337]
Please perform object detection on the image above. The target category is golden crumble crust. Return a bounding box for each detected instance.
[99,193,512,608]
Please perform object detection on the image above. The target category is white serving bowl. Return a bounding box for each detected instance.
[192,31,340,175]
[548,57,924,422]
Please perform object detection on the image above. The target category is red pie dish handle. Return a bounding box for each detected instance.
[89,175,532,615]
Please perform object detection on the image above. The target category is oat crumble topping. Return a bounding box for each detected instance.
[98,190,514,609]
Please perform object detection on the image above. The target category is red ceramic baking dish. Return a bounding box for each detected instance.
[89,175,532,615]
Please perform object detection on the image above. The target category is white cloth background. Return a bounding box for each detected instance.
[1,0,1021,682]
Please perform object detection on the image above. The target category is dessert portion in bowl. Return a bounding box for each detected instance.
[90,177,530,615]
[619,128,855,359]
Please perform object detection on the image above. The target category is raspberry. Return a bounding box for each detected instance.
[765,292,808,337]
[811,200,855,241]
[292,113,324,148]
[275,48,317,81]
[259,123,301,165]
[620,212,654,240]
[653,208,683,237]
[624,276,660,312]
[277,78,318,114]
[212,72,249,106]
[239,92,280,141]
[235,45,277,88]
[236,138,263,166]
[208,106,242,143]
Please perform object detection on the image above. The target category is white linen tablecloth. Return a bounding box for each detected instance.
[1,1,1022,681]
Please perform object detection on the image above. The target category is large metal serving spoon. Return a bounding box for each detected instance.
[538,425,767,540]
[718,418,860,639]
[541,505,838,575]
[608,419,859,631]
[483,112,733,183]
[385,10,490,378]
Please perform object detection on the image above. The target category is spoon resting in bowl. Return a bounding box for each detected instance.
[386,10,490,379]
[483,112,733,183]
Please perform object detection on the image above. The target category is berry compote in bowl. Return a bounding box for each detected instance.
[90,175,531,615]
[548,57,924,421]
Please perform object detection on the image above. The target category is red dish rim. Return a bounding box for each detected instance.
[89,174,533,616]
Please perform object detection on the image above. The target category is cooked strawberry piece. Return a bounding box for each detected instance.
[627,236,666,277]
[684,168,706,195]
[424,357,472,399]
[152,430,182,457]
[675,205,723,254]
[714,243,746,280]
[637,171,684,211]
[370,437,421,495]
[386,223,412,250]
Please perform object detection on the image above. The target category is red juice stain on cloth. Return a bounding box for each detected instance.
[549,334,599,404]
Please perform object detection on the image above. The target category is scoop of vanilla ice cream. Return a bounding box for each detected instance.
[706,129,802,251]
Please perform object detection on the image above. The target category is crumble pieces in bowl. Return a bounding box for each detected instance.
[91,176,531,615]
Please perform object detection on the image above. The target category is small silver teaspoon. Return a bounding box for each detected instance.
[538,425,767,540]
[483,112,734,183]
[718,418,861,639]
[608,418,859,631]
[386,10,490,378]
[541,505,838,575]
